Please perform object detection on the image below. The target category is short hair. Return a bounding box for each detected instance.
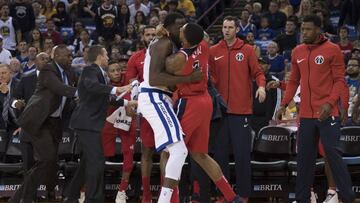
[223,16,240,28]
[339,26,349,33]
[287,15,298,25]
[163,12,185,28]
[142,25,156,34]
[183,23,204,46]
[253,2,262,9]
[87,45,104,63]
[54,44,68,56]
[0,3,8,10]
[108,60,119,66]
[0,63,10,70]
[302,14,322,27]
[348,57,360,65]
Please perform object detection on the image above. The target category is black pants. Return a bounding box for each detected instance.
[10,117,62,202]
[63,129,105,203]
[213,114,252,197]
[296,118,355,203]
[20,131,35,172]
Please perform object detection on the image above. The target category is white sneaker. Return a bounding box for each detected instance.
[323,192,339,203]
[78,191,85,203]
[115,190,127,203]
[311,191,317,203]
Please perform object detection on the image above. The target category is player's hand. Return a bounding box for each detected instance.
[125,101,137,116]
[116,84,132,94]
[0,83,9,94]
[275,105,286,121]
[266,81,280,90]
[319,103,332,122]
[15,100,26,110]
[188,69,203,83]
[156,24,169,37]
[340,108,348,125]
[256,87,266,103]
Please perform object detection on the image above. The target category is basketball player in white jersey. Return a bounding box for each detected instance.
[0,3,21,53]
[137,13,202,203]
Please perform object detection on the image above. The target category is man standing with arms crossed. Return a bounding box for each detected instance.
[209,16,266,202]
[275,15,355,203]
[125,25,157,203]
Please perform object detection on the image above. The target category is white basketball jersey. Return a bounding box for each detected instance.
[0,17,16,51]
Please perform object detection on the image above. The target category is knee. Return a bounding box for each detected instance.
[191,152,207,162]
[141,147,153,160]
[168,141,188,161]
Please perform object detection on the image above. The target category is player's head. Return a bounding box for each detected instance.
[35,52,50,71]
[163,12,187,48]
[180,23,204,48]
[222,16,240,42]
[142,25,156,48]
[107,61,122,82]
[88,45,109,68]
[301,14,321,44]
[53,45,72,69]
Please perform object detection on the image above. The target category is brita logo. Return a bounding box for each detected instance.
[261,134,288,141]
[340,135,360,142]
[0,184,21,191]
[254,184,283,191]
[353,185,360,193]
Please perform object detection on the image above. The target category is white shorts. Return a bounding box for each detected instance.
[138,88,184,151]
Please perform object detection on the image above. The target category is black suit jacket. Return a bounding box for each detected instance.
[13,71,37,104]
[70,64,124,132]
[0,78,19,129]
[17,62,77,136]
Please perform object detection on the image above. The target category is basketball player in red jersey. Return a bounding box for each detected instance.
[165,23,242,203]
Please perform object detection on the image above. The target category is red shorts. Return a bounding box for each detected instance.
[176,93,213,153]
[102,120,136,157]
[140,117,155,148]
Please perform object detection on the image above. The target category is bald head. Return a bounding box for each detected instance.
[35,52,50,70]
[9,58,21,74]
[53,45,72,69]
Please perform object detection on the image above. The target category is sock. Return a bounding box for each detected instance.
[170,186,179,203]
[119,179,129,191]
[158,187,173,203]
[142,176,152,200]
[328,188,336,194]
[193,181,200,194]
[215,176,236,202]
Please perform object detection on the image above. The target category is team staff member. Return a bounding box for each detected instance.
[125,25,156,203]
[276,15,355,203]
[209,16,266,202]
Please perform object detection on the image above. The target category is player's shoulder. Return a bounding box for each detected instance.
[129,49,145,60]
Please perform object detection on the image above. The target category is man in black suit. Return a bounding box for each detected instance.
[12,52,50,172]
[9,45,77,203]
[0,64,19,136]
[63,45,136,203]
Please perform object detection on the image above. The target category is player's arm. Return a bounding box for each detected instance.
[125,54,139,83]
[165,52,187,75]
[148,38,201,86]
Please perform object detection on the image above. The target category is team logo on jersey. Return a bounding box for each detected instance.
[235,52,244,61]
[314,55,324,65]
[0,26,10,37]
[192,60,200,70]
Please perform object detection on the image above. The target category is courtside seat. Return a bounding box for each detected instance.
[0,134,23,173]
[339,127,360,166]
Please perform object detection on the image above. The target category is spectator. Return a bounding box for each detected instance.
[149,16,160,26]
[129,0,150,24]
[167,0,181,14]
[314,9,336,39]
[15,40,29,64]
[273,16,298,54]
[296,0,312,21]
[119,4,130,36]
[42,0,57,20]
[0,36,11,64]
[237,9,256,38]
[0,3,21,54]
[29,28,44,51]
[122,24,138,55]
[43,19,63,45]
[177,0,196,17]
[149,8,159,18]
[43,37,54,55]
[345,58,360,117]
[337,26,353,62]
[143,0,154,11]
[72,45,90,72]
[313,0,328,11]
[263,0,287,30]
[32,1,47,30]
[327,0,342,28]
[52,2,71,28]
[352,47,360,60]
[10,0,36,42]
[22,46,37,75]
[279,0,294,17]
[77,0,98,21]
[95,0,121,48]
[9,58,21,79]
[250,2,262,28]
[338,0,360,27]
[70,21,85,43]
[250,57,281,134]
[73,29,94,57]
[159,10,168,23]
[266,41,285,80]
[246,31,261,58]
[256,16,275,41]
[110,45,121,62]
[134,11,147,33]
[156,0,168,10]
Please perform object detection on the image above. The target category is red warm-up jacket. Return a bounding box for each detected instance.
[209,38,266,114]
[281,36,346,118]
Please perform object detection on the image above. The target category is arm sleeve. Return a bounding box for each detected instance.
[82,68,114,94]
[340,83,349,110]
[208,48,217,85]
[39,70,77,98]
[125,54,139,83]
[248,47,266,87]
[281,53,300,106]
[327,47,346,108]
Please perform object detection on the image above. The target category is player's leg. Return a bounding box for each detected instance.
[319,140,338,202]
[318,118,355,203]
